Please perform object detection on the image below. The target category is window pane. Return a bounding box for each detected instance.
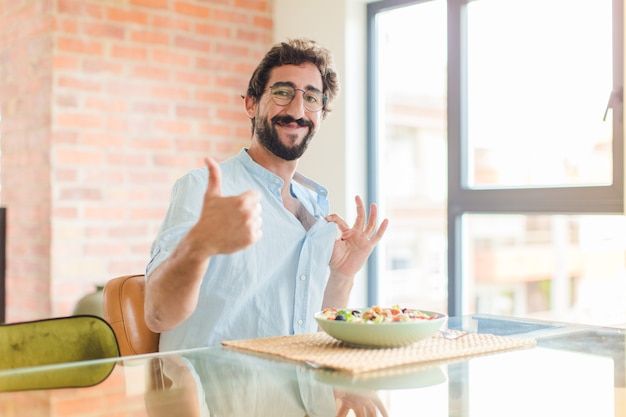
[375,0,448,313]
[467,0,613,189]
[463,214,626,325]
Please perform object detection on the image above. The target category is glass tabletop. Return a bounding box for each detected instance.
[0,315,624,417]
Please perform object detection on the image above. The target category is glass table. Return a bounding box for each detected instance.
[0,315,624,417]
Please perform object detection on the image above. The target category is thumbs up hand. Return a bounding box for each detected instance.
[189,157,262,257]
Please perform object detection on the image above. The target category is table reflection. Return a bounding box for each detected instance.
[148,348,397,417]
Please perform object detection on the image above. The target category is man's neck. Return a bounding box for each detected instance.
[246,143,299,187]
[246,144,316,230]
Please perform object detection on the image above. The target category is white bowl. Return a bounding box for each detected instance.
[314,308,447,348]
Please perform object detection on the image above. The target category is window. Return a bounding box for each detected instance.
[368,0,448,314]
[466,0,614,190]
[368,0,625,325]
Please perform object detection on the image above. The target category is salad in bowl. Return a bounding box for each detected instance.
[315,306,447,348]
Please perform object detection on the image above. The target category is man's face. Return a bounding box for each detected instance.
[250,63,324,161]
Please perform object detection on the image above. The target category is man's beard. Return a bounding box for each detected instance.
[255,115,315,161]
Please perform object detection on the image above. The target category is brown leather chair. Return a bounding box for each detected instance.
[102,274,160,356]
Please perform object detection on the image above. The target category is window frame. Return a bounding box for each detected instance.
[367,0,625,316]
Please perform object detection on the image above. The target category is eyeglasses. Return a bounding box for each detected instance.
[267,84,326,112]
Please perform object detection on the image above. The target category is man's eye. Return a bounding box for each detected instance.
[304,93,319,103]
[273,89,292,97]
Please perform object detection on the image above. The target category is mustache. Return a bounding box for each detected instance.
[271,115,313,128]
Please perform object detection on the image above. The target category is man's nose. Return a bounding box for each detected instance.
[285,91,307,119]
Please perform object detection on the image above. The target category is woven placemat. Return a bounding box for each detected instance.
[222,331,537,374]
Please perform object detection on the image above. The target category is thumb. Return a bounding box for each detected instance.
[204,157,222,197]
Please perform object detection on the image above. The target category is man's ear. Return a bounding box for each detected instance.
[244,95,257,118]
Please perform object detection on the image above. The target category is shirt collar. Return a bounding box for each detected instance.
[235,148,328,199]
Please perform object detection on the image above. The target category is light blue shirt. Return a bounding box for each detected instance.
[147,149,337,351]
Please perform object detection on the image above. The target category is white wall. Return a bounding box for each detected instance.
[273,0,371,305]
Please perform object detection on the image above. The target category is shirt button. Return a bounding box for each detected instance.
[299,274,306,281]
[297,319,303,326]
[274,178,280,184]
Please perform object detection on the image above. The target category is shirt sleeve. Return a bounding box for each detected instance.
[146,168,207,278]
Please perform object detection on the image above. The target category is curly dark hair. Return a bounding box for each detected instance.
[245,38,340,128]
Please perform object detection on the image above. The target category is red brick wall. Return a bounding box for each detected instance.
[0,0,55,320]
[0,0,273,321]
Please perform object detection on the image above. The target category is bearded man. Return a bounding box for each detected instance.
[144,38,388,351]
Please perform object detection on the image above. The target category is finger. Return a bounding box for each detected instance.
[242,191,262,220]
[365,403,377,417]
[336,404,350,417]
[241,190,263,241]
[325,213,350,232]
[369,218,389,244]
[241,189,262,208]
[376,397,390,417]
[204,157,222,197]
[352,195,367,231]
[364,203,379,237]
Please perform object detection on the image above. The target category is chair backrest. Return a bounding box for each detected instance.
[102,274,159,356]
[0,315,119,391]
